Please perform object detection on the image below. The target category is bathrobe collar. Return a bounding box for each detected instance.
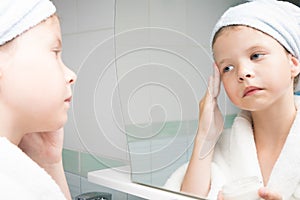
[0,137,67,199]
[229,96,300,199]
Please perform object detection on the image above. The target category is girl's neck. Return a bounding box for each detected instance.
[0,106,24,145]
[251,94,297,185]
[251,94,297,146]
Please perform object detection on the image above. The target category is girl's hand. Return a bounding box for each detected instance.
[259,187,282,200]
[19,128,72,200]
[198,64,224,158]
[18,128,64,167]
[217,188,282,200]
[217,191,224,200]
[180,64,224,196]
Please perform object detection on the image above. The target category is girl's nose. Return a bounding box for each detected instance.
[237,65,254,82]
[64,66,77,84]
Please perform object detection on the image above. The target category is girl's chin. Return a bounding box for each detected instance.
[45,117,67,132]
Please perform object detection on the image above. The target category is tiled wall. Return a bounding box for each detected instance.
[51,0,135,199]
[114,0,242,192]
[52,0,242,199]
[115,0,243,127]
[62,148,141,199]
[52,0,128,161]
[128,114,236,188]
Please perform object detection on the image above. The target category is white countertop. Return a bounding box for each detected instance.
[88,166,203,200]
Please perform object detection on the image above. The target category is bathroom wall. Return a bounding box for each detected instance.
[52,0,128,161]
[51,0,240,199]
[51,0,143,199]
[115,0,241,127]
[115,0,242,193]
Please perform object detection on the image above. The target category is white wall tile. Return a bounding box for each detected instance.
[52,0,77,34]
[149,0,187,46]
[150,0,186,32]
[186,0,246,47]
[115,28,150,47]
[115,46,153,125]
[61,34,80,74]
[115,0,149,33]
[67,30,128,160]
[62,29,129,161]
[77,0,114,32]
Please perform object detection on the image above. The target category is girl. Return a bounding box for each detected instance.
[181,0,300,199]
[0,0,76,199]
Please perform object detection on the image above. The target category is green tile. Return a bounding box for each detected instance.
[188,114,237,131]
[126,114,237,143]
[62,149,79,175]
[125,123,153,142]
[80,152,126,177]
[224,114,237,129]
[189,119,198,132]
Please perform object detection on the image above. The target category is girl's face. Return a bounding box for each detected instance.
[213,26,300,111]
[0,16,76,132]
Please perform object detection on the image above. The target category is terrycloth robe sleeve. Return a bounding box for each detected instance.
[207,128,232,199]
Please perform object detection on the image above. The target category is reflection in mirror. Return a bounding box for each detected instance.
[115,0,244,198]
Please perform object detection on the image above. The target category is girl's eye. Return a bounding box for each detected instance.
[223,65,234,73]
[251,53,263,60]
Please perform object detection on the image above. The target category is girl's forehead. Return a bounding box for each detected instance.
[11,15,61,53]
[213,27,269,59]
[213,25,275,51]
[215,26,260,41]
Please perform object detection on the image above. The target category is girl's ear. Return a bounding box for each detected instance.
[290,55,300,78]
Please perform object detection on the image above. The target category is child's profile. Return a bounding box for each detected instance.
[0,0,76,199]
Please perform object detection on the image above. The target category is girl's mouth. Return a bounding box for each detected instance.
[243,86,262,97]
[64,96,72,102]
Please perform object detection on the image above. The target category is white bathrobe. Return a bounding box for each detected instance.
[0,137,67,200]
[165,96,300,200]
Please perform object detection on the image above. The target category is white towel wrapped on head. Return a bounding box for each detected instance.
[0,0,56,45]
[211,0,300,59]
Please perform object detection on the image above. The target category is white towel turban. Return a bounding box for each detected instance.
[0,0,56,46]
[211,0,300,59]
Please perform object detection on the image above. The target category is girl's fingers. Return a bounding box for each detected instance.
[217,191,224,200]
[198,64,223,159]
[259,187,282,200]
[200,75,213,110]
[212,63,221,98]
[208,75,214,99]
[206,63,221,101]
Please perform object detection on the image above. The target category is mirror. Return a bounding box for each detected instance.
[115,0,244,198]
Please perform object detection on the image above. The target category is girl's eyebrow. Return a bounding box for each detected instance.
[217,45,266,65]
[246,45,266,53]
[217,58,231,67]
